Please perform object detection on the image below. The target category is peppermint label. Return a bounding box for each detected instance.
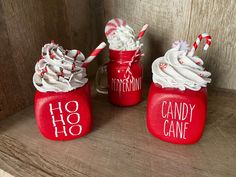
[161,101,195,139]
[49,101,82,138]
[111,77,142,92]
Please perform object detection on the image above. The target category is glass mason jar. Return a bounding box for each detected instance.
[34,83,92,141]
[96,49,143,106]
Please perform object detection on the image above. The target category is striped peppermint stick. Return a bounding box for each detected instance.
[125,24,148,78]
[105,18,126,38]
[188,33,212,57]
[137,24,148,40]
[83,42,106,67]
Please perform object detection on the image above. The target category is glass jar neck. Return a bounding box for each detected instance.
[109,49,141,63]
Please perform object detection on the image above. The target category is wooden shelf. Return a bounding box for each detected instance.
[0,86,236,177]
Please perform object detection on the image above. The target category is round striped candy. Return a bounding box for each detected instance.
[105,18,127,38]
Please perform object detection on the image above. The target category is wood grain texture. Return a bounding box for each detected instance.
[101,0,236,89]
[0,169,13,177]
[0,87,236,177]
[186,0,236,90]
[0,0,102,119]
[0,1,27,120]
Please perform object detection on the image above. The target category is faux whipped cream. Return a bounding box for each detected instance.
[152,43,211,91]
[107,25,141,51]
[33,42,88,92]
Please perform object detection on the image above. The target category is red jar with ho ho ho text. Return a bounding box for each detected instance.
[96,49,143,106]
[34,83,92,141]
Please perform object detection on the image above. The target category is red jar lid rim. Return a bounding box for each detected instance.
[109,49,141,61]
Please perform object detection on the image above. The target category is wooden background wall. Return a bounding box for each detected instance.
[0,0,235,119]
[0,0,102,119]
[100,0,236,88]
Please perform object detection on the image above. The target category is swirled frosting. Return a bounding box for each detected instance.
[108,25,141,50]
[152,44,211,91]
[33,42,88,92]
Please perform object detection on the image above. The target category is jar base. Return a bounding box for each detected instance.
[34,83,92,141]
[147,82,207,144]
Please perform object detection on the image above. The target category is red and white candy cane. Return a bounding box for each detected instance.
[105,18,127,38]
[137,24,148,40]
[71,50,83,71]
[125,49,144,79]
[82,42,106,67]
[124,24,148,78]
[188,33,212,57]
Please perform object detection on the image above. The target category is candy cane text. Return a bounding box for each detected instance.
[161,101,195,139]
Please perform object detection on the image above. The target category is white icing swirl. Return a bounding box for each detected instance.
[33,42,88,92]
[152,45,211,91]
[108,25,142,50]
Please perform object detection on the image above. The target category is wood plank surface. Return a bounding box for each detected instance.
[0,87,235,177]
[0,169,13,177]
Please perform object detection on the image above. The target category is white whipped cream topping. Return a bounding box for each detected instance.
[152,44,211,91]
[108,25,142,50]
[33,43,88,92]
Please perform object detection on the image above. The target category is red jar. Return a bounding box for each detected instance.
[96,49,143,106]
[147,83,207,144]
[34,83,92,141]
